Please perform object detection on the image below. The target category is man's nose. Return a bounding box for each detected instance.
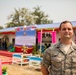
[65,29,69,32]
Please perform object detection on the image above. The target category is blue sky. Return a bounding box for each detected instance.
[0,0,76,27]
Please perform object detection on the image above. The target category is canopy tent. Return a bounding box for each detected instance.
[36,21,76,30]
[0,27,15,34]
[0,21,76,33]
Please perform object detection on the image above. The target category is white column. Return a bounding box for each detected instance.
[40,29,42,55]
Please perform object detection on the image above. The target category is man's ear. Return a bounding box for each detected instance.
[59,30,61,37]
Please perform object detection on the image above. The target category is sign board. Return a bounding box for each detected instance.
[15,27,36,46]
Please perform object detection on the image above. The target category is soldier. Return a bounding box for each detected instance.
[41,20,76,75]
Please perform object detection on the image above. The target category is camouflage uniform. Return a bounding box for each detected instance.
[41,42,76,75]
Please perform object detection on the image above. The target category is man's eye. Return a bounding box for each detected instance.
[62,28,66,30]
[68,28,72,30]
[62,28,72,30]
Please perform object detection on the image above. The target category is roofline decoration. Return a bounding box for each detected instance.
[0,21,76,34]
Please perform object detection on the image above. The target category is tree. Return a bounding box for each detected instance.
[0,26,4,29]
[6,8,35,28]
[6,6,53,28]
[32,6,53,24]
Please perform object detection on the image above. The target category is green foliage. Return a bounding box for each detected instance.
[0,26,4,29]
[6,22,19,28]
[2,66,7,72]
[6,8,34,28]
[6,6,53,28]
[32,44,39,54]
[32,6,52,24]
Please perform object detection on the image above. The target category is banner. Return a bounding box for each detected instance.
[15,27,36,46]
[38,32,41,43]
[15,36,36,46]
[38,31,56,44]
[52,31,56,43]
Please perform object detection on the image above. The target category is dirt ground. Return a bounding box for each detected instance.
[3,64,43,75]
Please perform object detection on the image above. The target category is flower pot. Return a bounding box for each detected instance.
[2,71,8,75]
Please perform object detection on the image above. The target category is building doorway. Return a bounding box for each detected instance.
[2,35,9,50]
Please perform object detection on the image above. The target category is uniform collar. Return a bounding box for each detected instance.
[55,41,76,55]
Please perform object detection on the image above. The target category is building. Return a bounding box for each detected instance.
[0,21,76,52]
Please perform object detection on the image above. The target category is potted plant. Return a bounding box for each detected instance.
[2,66,7,75]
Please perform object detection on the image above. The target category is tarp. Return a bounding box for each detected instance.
[36,21,76,29]
[0,21,76,33]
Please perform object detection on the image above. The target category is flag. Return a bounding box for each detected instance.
[16,28,20,32]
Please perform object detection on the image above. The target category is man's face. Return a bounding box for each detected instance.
[60,23,74,39]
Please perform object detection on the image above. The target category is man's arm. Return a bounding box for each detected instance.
[41,65,49,75]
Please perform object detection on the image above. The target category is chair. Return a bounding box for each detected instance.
[12,53,32,66]
[29,56,42,69]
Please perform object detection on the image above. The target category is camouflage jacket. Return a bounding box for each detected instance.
[41,42,76,75]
